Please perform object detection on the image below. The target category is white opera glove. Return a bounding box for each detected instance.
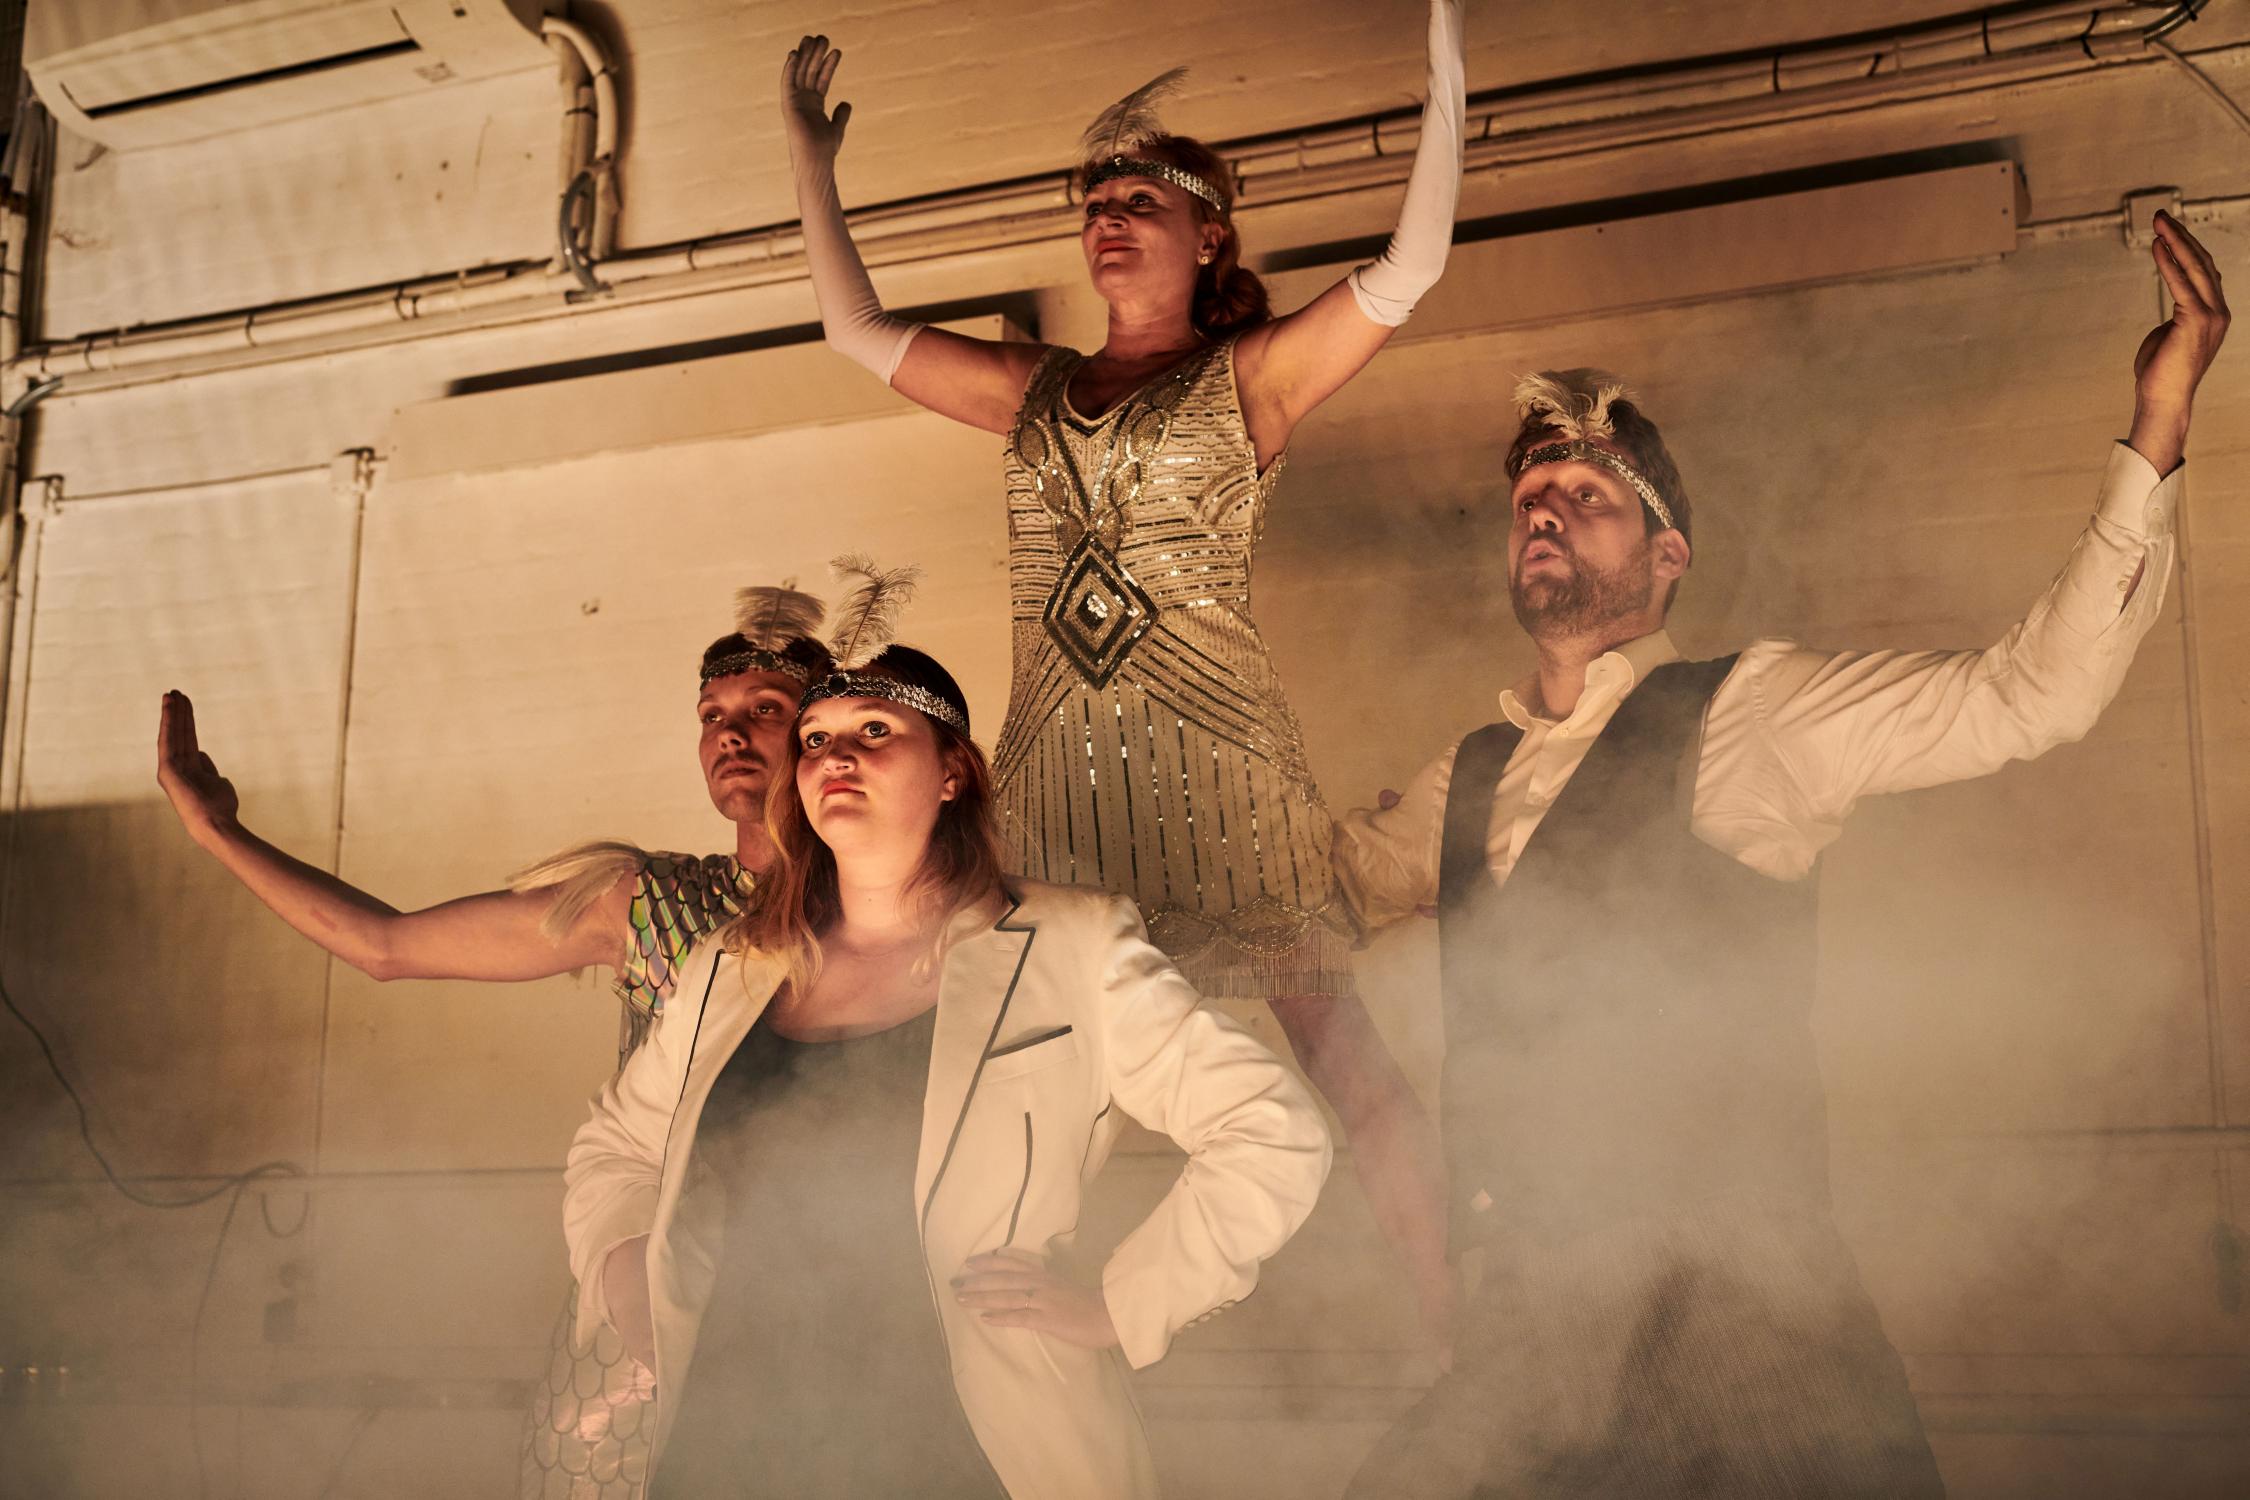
[1347,0,1465,327]
[782,41,923,385]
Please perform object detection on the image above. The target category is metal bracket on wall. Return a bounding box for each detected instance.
[329,447,379,502]
[2124,187,2185,248]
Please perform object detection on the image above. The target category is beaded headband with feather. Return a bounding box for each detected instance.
[1509,369,1678,533]
[700,580,829,684]
[1079,67,1226,213]
[798,555,972,735]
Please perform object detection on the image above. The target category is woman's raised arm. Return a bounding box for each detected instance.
[1236,0,1463,456]
[782,36,1047,433]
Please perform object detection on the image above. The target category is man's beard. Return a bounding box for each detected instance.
[1509,536,1656,639]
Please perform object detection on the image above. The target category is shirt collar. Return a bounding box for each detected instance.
[1499,629,1682,730]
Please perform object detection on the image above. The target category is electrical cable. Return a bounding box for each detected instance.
[2146,0,2214,44]
[4,376,62,418]
[2,969,305,1499]
[312,1408,381,1500]
[2150,38,2250,140]
[0,54,316,1500]
[0,971,301,1208]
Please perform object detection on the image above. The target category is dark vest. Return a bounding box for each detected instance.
[1438,656,1830,1248]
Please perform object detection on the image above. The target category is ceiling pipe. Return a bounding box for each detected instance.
[10,2,2224,395]
[540,13,621,289]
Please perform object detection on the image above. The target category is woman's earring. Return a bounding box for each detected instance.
[1198,251,1212,265]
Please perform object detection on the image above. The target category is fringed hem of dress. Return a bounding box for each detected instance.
[1163,899,1358,1000]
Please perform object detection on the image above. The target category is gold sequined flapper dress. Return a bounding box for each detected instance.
[996,338,1352,998]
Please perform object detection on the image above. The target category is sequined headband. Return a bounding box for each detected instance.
[1519,441,1678,533]
[1084,155,1225,214]
[700,647,815,687]
[799,670,971,736]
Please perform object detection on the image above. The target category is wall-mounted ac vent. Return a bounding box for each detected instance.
[26,0,554,150]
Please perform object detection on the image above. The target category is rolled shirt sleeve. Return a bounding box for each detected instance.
[1698,443,2181,875]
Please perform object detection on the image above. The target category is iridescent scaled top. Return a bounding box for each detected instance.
[996,339,1350,989]
[615,851,750,1054]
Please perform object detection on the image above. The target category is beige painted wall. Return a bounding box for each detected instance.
[3,1,2248,1495]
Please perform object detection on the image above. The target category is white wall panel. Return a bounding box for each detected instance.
[318,390,1007,1172]
[0,470,356,1181]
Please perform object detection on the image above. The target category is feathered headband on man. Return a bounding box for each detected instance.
[700,580,830,685]
[1508,368,1680,535]
[1079,67,1226,213]
[798,555,972,735]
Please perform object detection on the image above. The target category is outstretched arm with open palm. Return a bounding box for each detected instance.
[2128,210,2229,476]
[1233,0,1464,465]
[780,36,1046,433]
[157,691,629,982]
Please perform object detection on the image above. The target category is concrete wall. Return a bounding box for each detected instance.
[2,1,2246,1494]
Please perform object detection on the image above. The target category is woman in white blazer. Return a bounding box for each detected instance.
[562,640,1332,1498]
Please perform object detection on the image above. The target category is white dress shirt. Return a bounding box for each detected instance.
[1335,443,2180,922]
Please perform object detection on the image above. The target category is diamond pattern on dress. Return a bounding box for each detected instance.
[1043,537,1157,689]
[998,339,1351,992]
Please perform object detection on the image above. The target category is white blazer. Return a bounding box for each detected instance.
[562,880,1332,1499]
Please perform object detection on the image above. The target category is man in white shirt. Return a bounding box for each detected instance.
[1335,211,2227,1497]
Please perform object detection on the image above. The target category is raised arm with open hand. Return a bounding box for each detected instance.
[157,690,630,983]
[779,34,1046,428]
[779,32,852,171]
[156,687,241,836]
[1234,0,1464,458]
[2130,209,2230,476]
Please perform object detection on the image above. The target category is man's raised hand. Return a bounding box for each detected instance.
[2130,210,2230,475]
[156,690,239,838]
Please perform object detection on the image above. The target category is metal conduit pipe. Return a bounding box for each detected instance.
[541,13,621,283]
[1229,0,2174,182]
[11,2,2229,393]
[0,95,50,571]
[545,29,594,208]
[541,16,619,182]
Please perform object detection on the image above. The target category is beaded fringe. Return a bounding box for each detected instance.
[1174,917,1358,1001]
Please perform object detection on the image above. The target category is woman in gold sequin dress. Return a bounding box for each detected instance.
[779,3,1466,1342]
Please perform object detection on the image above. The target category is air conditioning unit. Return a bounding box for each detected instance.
[26,0,557,151]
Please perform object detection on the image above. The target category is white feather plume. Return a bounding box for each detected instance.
[825,554,921,672]
[1081,67,1189,161]
[731,579,826,652]
[509,839,651,942]
[1513,368,1637,441]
